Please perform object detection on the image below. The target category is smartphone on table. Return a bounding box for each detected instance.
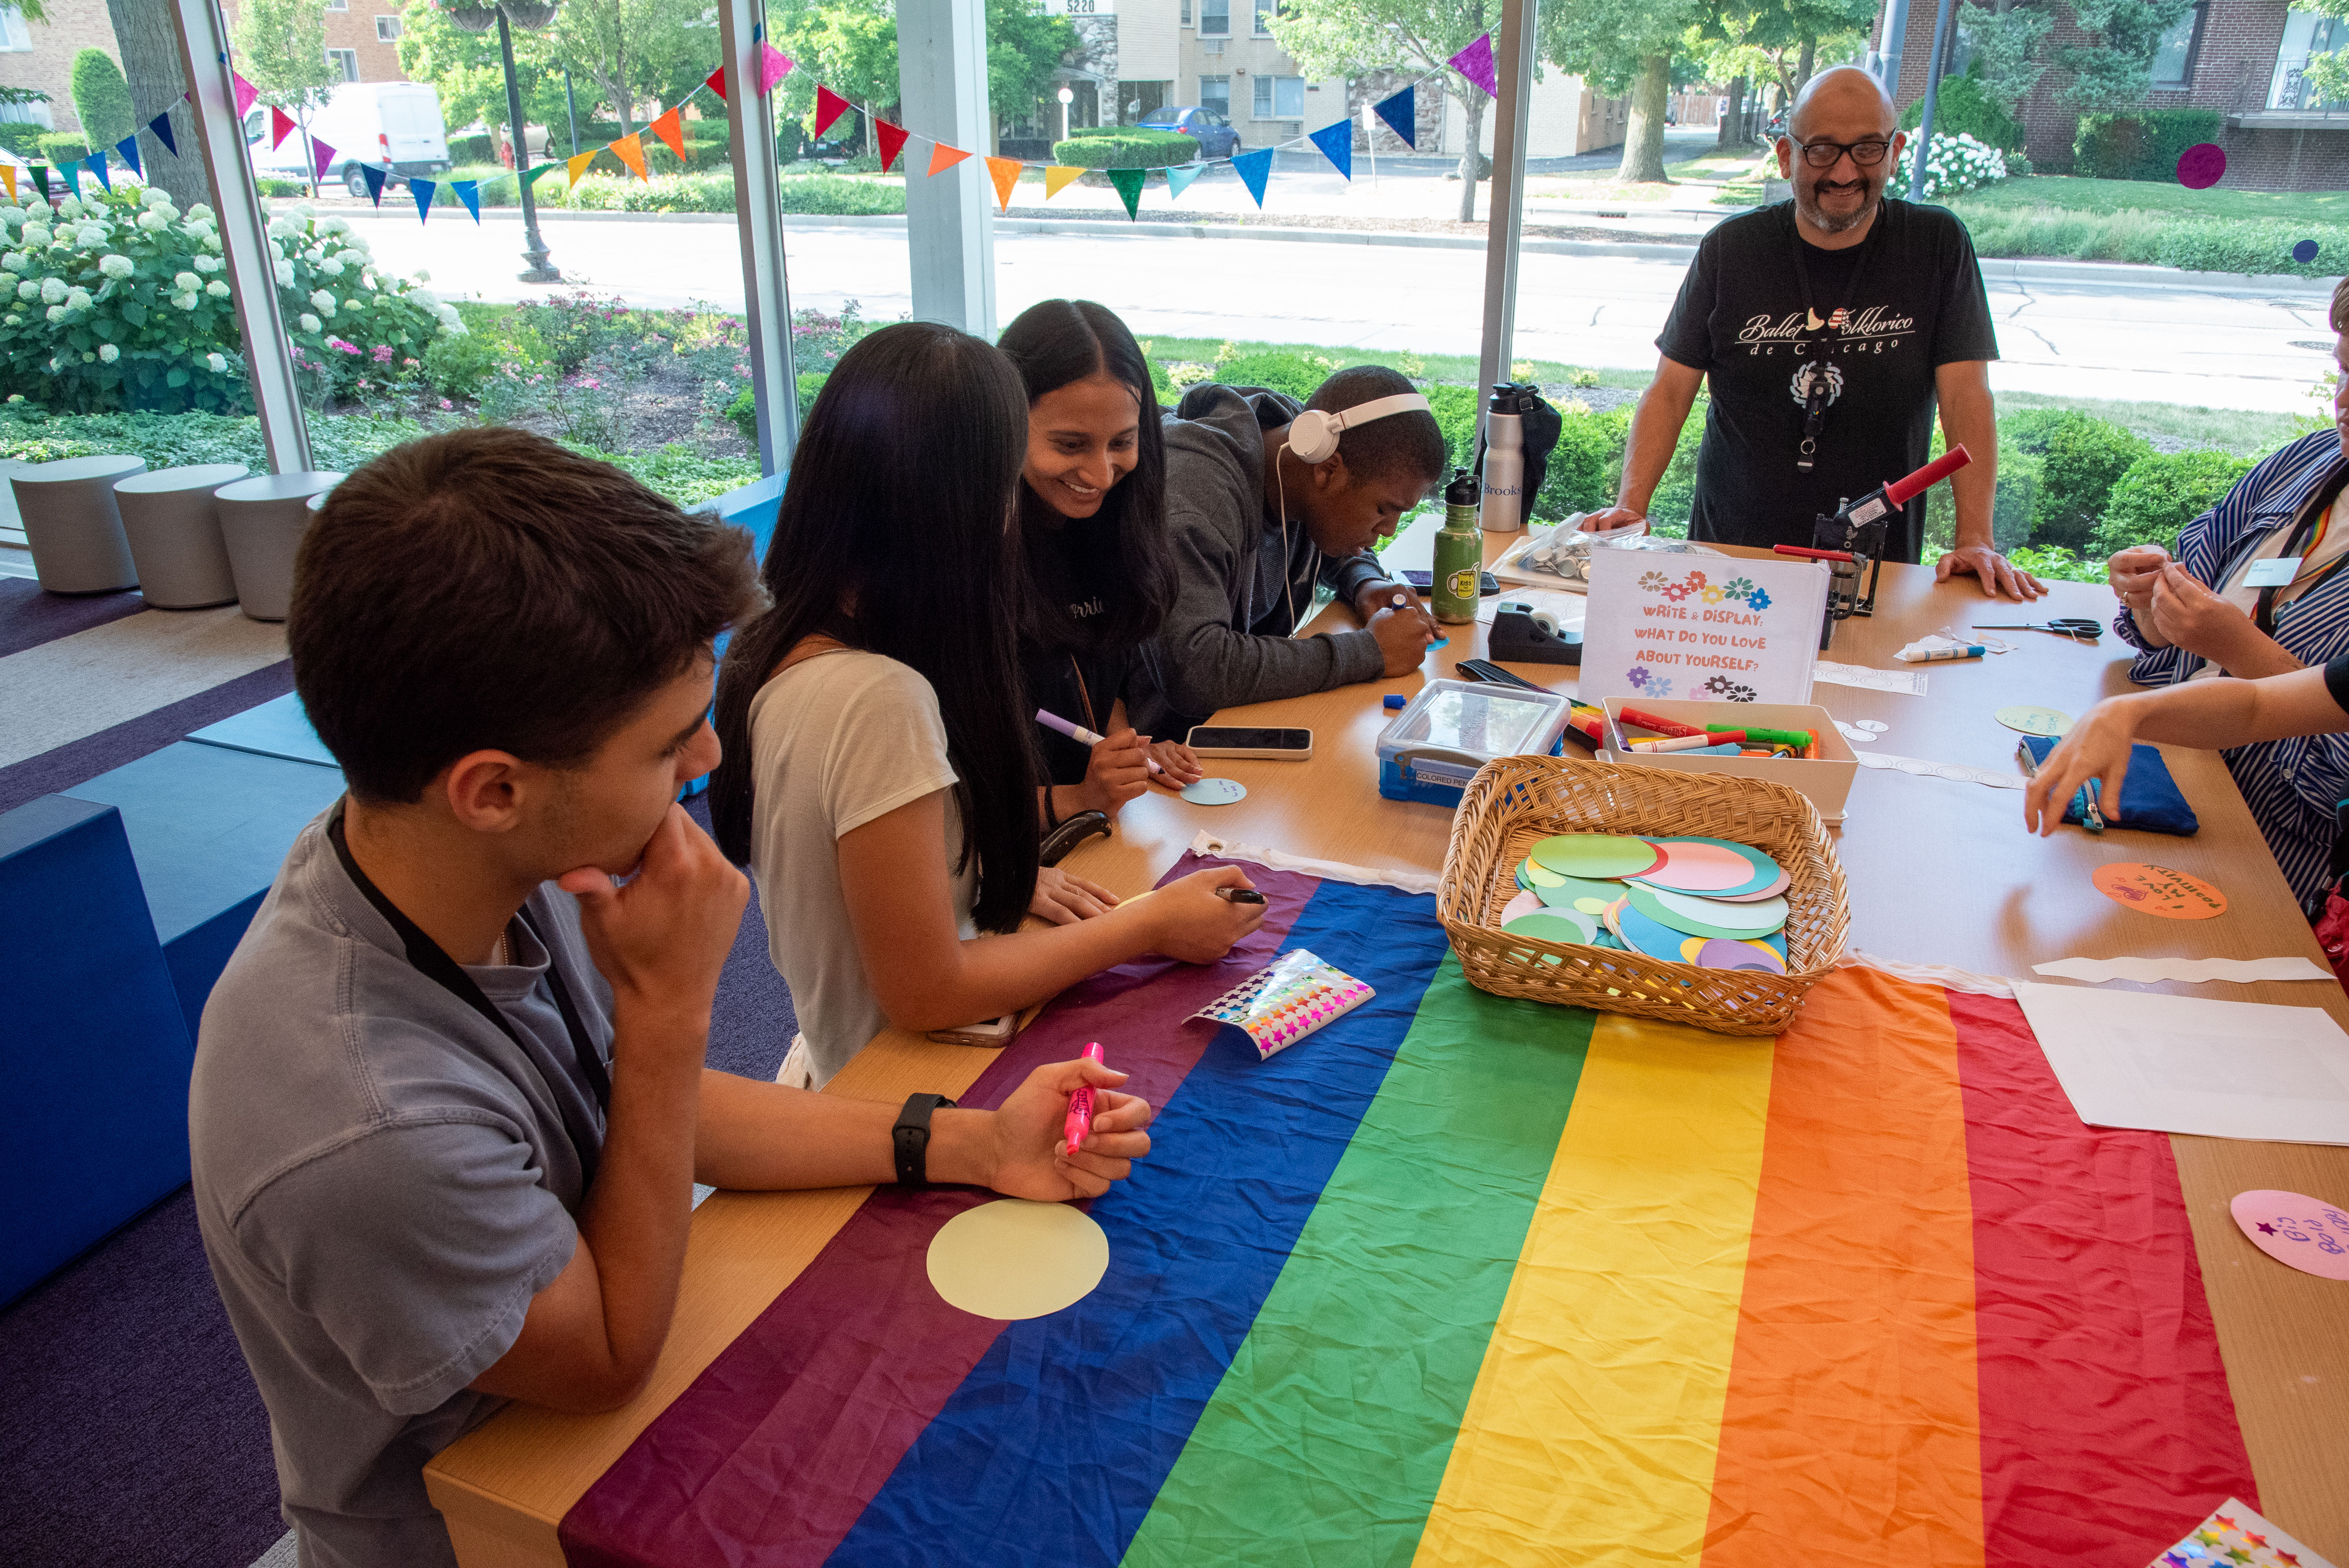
[1186,726,1314,761]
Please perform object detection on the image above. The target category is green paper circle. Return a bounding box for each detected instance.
[1502,909,1598,945]
[1626,882,1787,942]
[1529,834,1659,878]
[1533,870,1625,910]
[1995,705,2073,738]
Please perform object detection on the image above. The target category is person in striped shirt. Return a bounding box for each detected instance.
[2097,277,2349,905]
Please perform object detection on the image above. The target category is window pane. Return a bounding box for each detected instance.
[2150,5,2198,87]
[1253,0,1276,34]
[1199,75,1229,116]
[1199,0,1228,37]
[1252,77,1270,117]
[1275,76,1303,118]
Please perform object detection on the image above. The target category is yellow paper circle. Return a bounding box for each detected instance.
[926,1199,1110,1319]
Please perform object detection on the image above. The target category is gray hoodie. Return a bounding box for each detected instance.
[1132,384,1386,735]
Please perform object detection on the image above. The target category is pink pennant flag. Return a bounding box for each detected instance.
[233,72,259,119]
[270,105,297,151]
[758,42,794,96]
[1448,32,1497,98]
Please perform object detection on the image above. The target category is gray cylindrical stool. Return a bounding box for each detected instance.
[11,454,148,593]
[215,471,345,623]
[115,464,252,610]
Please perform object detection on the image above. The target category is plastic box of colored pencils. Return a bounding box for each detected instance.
[1597,697,1860,825]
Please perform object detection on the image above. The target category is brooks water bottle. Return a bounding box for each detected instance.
[1434,467,1482,624]
[1481,386,1524,533]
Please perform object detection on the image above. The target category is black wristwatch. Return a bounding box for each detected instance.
[892,1093,957,1187]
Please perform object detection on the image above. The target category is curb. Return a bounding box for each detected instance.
[342,207,2341,293]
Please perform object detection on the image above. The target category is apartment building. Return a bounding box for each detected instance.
[1024,0,1345,153]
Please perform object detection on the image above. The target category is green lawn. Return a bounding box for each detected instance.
[1133,336,1649,393]
[1991,391,2304,456]
[1952,175,2349,223]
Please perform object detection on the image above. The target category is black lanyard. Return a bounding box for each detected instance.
[1788,207,1883,475]
[326,803,610,1180]
[2253,467,2349,636]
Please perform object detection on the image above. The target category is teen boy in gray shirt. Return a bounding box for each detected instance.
[190,427,1157,1568]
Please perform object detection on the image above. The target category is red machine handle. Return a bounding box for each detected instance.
[1884,445,1972,508]
[1773,544,1855,562]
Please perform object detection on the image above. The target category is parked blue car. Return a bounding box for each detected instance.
[1137,106,1243,160]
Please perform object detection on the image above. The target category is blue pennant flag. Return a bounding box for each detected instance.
[59,158,80,198]
[1164,161,1203,202]
[1308,118,1354,180]
[115,134,142,179]
[410,177,436,223]
[84,151,111,191]
[147,110,178,157]
[1231,146,1273,208]
[361,163,386,207]
[451,179,481,223]
[1374,86,1417,149]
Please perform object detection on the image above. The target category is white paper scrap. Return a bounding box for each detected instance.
[1852,751,2028,789]
[2013,982,2349,1144]
[1814,660,1928,695]
[2033,956,2335,985]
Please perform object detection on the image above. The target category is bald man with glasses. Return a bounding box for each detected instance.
[1584,66,2043,601]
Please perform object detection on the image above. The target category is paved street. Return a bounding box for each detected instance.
[342,205,2340,414]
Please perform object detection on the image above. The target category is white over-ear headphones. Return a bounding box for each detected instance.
[1283,392,1432,465]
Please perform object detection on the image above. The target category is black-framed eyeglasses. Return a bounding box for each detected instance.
[1789,136,1894,169]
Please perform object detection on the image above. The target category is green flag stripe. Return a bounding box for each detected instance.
[1121,958,1596,1567]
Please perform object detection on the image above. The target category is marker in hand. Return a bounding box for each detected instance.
[1390,592,1445,649]
[1036,709,1163,776]
[1213,885,1267,904]
[1064,1041,1105,1157]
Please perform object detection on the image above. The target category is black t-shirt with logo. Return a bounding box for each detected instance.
[1655,198,1999,562]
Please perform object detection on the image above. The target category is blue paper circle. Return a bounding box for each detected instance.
[2295,239,2322,264]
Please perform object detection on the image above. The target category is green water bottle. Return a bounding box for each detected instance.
[1434,466,1482,625]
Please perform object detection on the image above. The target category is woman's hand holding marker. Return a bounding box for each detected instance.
[1078,727,1157,813]
[1144,864,1269,961]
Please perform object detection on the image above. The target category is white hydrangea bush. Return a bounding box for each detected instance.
[0,186,459,413]
[1917,131,2009,202]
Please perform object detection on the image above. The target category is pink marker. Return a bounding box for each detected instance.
[1064,1041,1105,1157]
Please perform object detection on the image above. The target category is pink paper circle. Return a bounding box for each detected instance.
[1707,868,1792,903]
[2230,1190,2349,1281]
[2176,142,2226,190]
[1629,841,1753,892]
[1501,890,1544,924]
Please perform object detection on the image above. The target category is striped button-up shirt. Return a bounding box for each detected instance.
[2116,429,2349,907]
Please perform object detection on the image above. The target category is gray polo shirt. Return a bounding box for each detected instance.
[189,811,614,1568]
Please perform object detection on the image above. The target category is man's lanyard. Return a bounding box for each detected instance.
[1788,206,1883,475]
[325,802,611,1180]
[2255,469,2349,636]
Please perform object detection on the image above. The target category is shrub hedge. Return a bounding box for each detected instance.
[1898,74,2025,153]
[2073,110,2223,182]
[2002,409,2153,552]
[448,169,904,216]
[2089,448,2258,559]
[1050,129,1202,169]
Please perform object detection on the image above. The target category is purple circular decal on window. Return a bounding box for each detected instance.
[2175,142,2226,190]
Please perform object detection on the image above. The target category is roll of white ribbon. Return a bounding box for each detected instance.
[1531,610,1559,636]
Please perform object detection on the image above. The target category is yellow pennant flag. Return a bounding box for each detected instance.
[0,164,14,202]
[648,106,687,163]
[611,133,649,182]
[1043,164,1084,200]
[926,141,972,177]
[983,156,1021,212]
[566,149,598,189]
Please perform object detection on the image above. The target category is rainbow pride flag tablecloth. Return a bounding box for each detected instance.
[560,853,2255,1567]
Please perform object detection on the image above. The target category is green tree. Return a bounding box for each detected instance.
[2057,0,2196,111]
[988,0,1077,125]
[106,0,204,209]
[233,0,341,196]
[1688,0,1875,116]
[1271,0,1506,221]
[1957,0,2050,120]
[539,0,704,139]
[773,0,900,156]
[68,47,135,151]
[2297,0,2349,105]
[1542,0,1710,182]
[394,0,540,165]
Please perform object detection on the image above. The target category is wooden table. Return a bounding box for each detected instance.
[428,533,2349,1566]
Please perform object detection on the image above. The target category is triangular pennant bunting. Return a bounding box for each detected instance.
[362,163,386,205]
[411,177,436,222]
[147,110,178,157]
[1043,164,1085,200]
[1105,165,1145,219]
[758,42,794,96]
[875,119,909,172]
[270,105,297,150]
[1308,119,1353,180]
[813,85,852,138]
[1449,32,1497,97]
[566,149,597,188]
[522,161,558,188]
[984,156,1022,211]
[0,166,13,202]
[704,65,727,101]
[452,180,482,222]
[312,137,337,182]
[1374,86,1417,148]
[115,134,142,179]
[84,151,110,190]
[59,159,79,198]
[232,72,258,119]
[1231,146,1273,207]
[611,132,648,181]
[1164,161,1203,201]
[649,107,686,162]
[926,141,970,177]
[29,165,49,200]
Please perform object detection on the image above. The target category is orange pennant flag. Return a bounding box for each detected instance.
[1043,164,1085,200]
[926,141,972,177]
[0,164,14,202]
[566,149,598,188]
[611,133,649,181]
[984,156,1021,211]
[648,107,687,163]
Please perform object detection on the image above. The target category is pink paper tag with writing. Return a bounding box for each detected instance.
[2229,1189,2349,1281]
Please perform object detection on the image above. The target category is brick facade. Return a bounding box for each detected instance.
[220,1,410,87]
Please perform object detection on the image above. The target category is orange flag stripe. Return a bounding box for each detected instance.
[984,156,1021,211]
[648,107,687,162]
[610,133,649,181]
[1699,968,1985,1565]
[926,141,972,177]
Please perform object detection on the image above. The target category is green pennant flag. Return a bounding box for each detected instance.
[521,161,559,189]
[29,164,50,200]
[1106,166,1146,221]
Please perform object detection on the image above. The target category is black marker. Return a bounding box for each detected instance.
[1214,887,1267,905]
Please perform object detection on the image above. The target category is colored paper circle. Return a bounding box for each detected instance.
[1609,899,1700,961]
[927,1199,1110,1319]
[1708,868,1792,903]
[1500,890,1544,924]
[2092,861,2228,920]
[1530,833,1661,878]
[1995,705,2073,737]
[1695,936,1787,973]
[1630,883,1788,942]
[1503,909,1598,945]
[1180,777,1247,806]
[1520,856,1570,889]
[2176,141,2226,190]
[1533,870,1626,910]
[1627,839,1752,893]
[2294,239,2322,265]
[1643,835,1785,899]
[2229,1190,2349,1281]
[1572,897,1611,915]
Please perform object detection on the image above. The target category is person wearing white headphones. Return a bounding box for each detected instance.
[1133,365,1450,736]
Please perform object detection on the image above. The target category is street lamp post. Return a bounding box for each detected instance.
[1057,84,1073,144]
[447,1,560,282]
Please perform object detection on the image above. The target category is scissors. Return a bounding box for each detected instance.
[1973,619,2102,643]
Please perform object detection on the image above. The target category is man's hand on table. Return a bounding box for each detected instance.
[1354,580,1441,676]
[968,1056,1155,1201]
[1934,543,2045,601]
[1575,507,1649,538]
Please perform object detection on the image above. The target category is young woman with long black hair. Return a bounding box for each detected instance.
[709,322,1264,1089]
[998,301,1203,926]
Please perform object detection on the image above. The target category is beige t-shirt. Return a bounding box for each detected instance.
[747,648,976,1085]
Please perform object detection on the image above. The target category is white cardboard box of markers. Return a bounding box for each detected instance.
[1597,697,1859,824]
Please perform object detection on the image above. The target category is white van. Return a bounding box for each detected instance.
[245,81,450,196]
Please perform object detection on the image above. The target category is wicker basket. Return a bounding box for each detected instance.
[1437,756,1851,1036]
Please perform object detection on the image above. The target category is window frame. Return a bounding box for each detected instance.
[2149,1,2206,90]
[375,14,402,41]
[325,47,360,83]
[1253,0,1278,35]
[1198,73,1231,116]
[0,5,31,50]
[1198,0,1230,39]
